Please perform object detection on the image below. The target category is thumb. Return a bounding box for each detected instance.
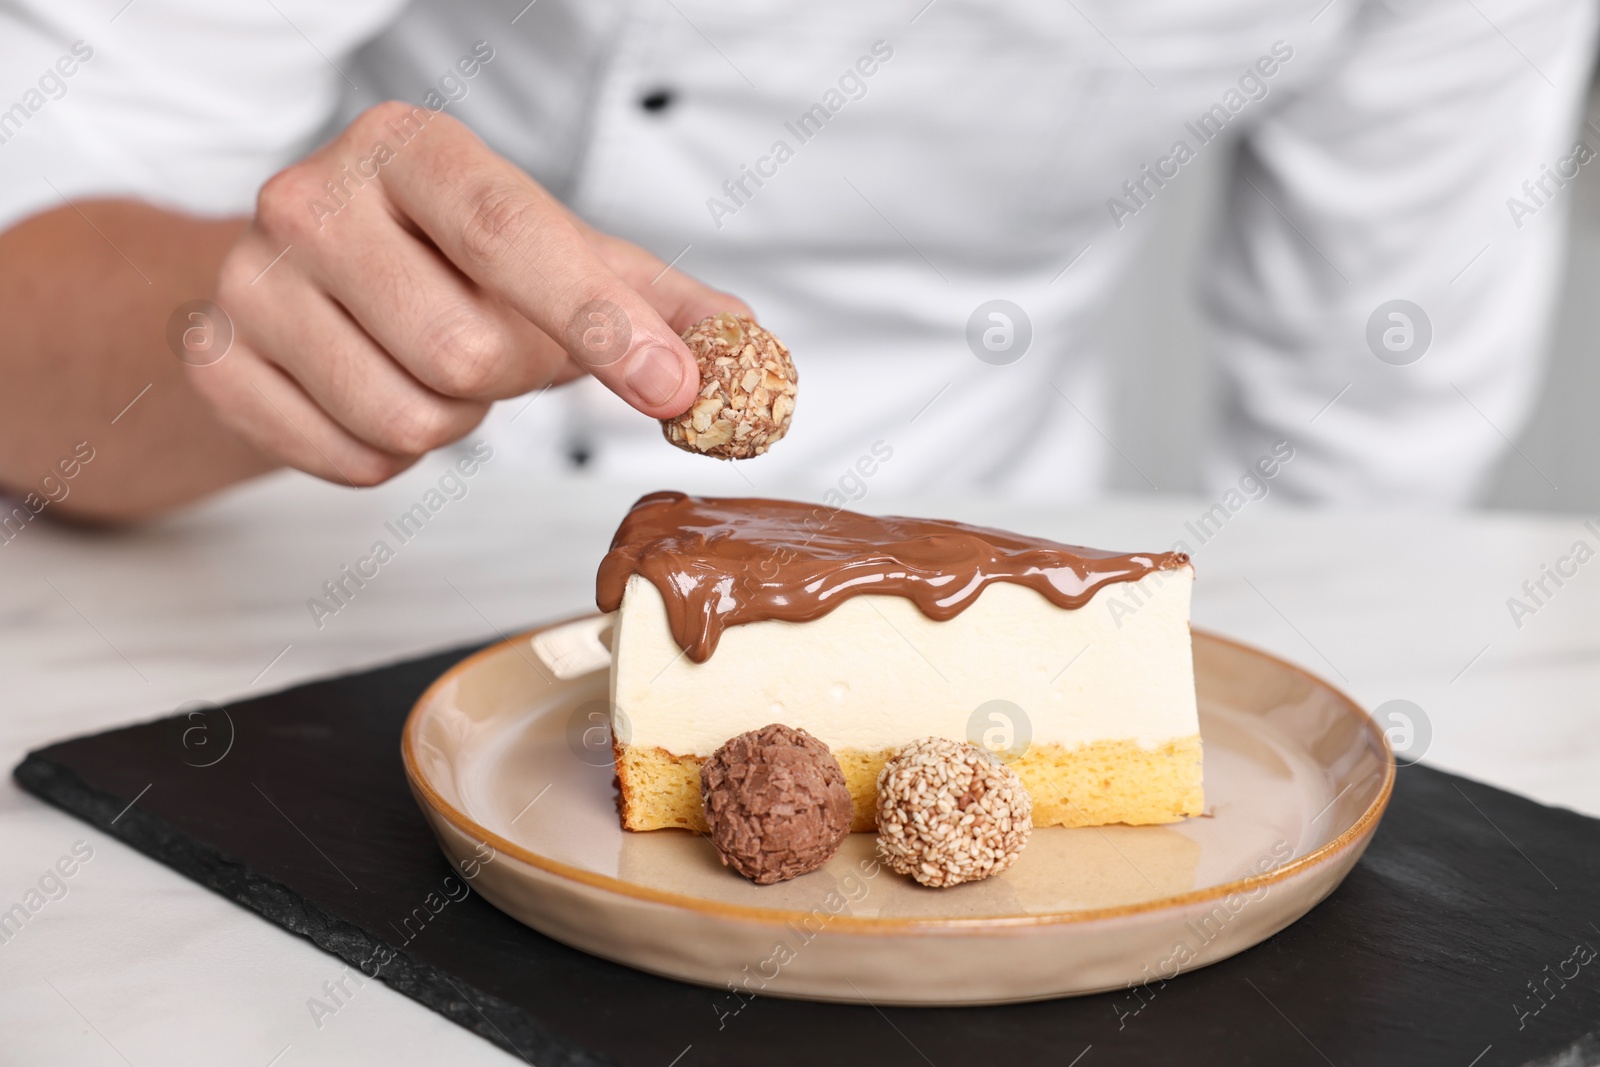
[561,293,700,417]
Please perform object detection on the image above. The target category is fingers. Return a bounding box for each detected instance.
[209,211,489,478]
[556,208,753,333]
[377,110,702,417]
[581,225,754,335]
[185,339,414,487]
[201,100,761,490]
[241,263,492,456]
[293,196,561,403]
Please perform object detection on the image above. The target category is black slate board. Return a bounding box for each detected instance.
[13,641,1600,1067]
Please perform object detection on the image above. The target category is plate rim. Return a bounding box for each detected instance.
[402,614,1395,935]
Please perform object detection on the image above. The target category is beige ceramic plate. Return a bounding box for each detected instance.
[403,616,1393,1006]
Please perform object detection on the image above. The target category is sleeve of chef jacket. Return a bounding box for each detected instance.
[0,0,405,235]
[1203,0,1598,504]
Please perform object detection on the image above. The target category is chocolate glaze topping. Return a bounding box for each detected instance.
[595,491,1191,663]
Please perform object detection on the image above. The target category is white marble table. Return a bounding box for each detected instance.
[2,452,1596,1066]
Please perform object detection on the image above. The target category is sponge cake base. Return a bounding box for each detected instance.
[615,736,1203,833]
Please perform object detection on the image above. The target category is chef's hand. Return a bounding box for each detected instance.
[191,102,746,485]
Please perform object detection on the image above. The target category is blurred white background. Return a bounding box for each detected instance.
[1102,81,1600,513]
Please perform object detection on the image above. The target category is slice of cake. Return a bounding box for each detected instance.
[596,492,1202,833]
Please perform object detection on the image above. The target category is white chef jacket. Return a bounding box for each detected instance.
[0,0,1593,505]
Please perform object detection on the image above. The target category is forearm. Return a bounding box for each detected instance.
[0,200,275,521]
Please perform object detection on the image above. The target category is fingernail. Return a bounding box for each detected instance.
[625,346,686,407]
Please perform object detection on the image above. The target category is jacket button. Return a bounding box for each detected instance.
[638,88,675,113]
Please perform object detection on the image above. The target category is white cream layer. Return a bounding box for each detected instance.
[609,567,1198,757]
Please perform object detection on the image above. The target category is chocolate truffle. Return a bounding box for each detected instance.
[663,313,797,459]
[875,737,1033,888]
[700,723,851,884]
